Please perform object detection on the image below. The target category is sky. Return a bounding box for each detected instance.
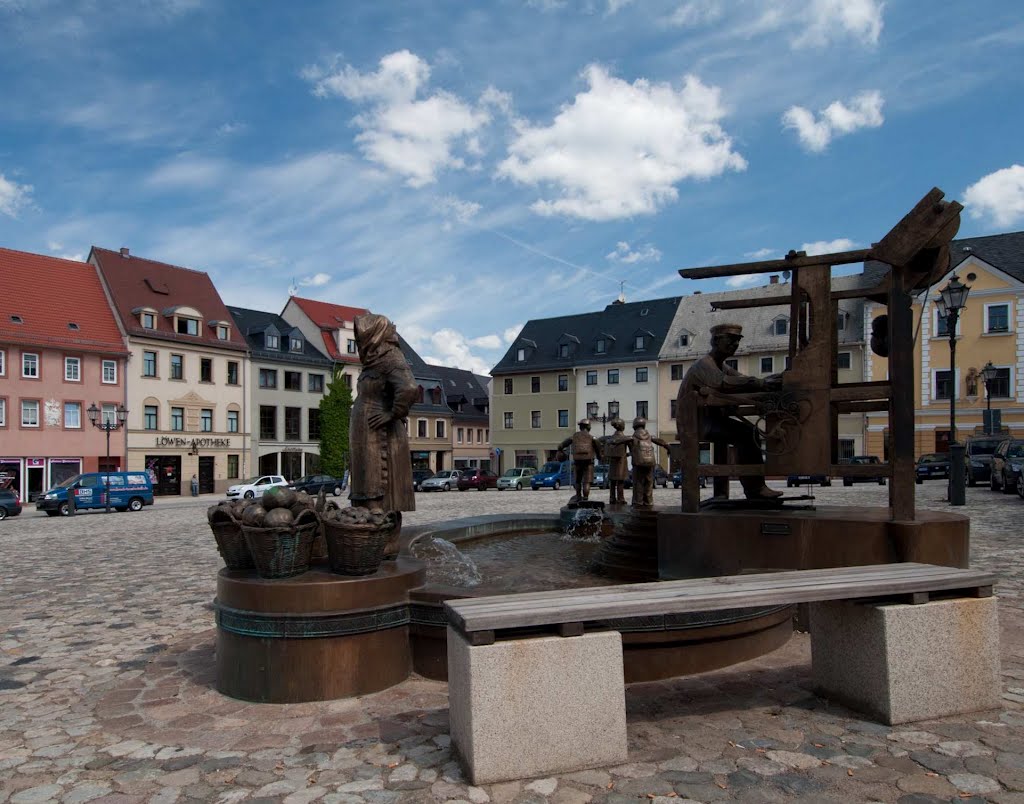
[1,0,1023,375]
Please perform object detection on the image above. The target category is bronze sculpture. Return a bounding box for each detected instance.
[676,323,783,501]
[627,417,669,507]
[349,313,417,514]
[603,417,630,505]
[557,418,603,502]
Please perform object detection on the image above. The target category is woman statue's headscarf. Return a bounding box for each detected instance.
[354,313,398,368]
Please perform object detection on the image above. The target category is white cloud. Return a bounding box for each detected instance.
[299,273,331,287]
[745,247,776,259]
[964,165,1024,228]
[469,334,502,349]
[664,0,723,28]
[437,195,482,227]
[606,240,662,264]
[725,274,760,288]
[606,0,635,14]
[217,121,245,136]
[0,171,32,217]
[783,90,884,152]
[147,155,228,189]
[503,325,523,343]
[498,65,746,221]
[305,50,495,187]
[801,238,857,255]
[794,0,884,48]
[46,241,84,262]
[417,327,497,375]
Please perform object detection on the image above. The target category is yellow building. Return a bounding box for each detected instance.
[864,232,1024,458]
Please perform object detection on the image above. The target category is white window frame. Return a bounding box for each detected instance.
[21,399,39,427]
[201,409,213,432]
[436,420,446,439]
[595,338,606,354]
[503,412,514,429]
[227,409,239,433]
[143,351,158,377]
[64,402,81,429]
[931,368,960,401]
[22,352,39,378]
[290,337,303,352]
[760,356,774,374]
[773,317,789,336]
[0,349,5,376]
[516,348,526,362]
[531,410,541,429]
[102,360,117,384]
[983,301,1012,334]
[141,311,156,329]
[417,418,428,438]
[65,357,81,382]
[932,306,962,337]
[101,403,117,426]
[558,409,569,428]
[457,427,464,444]
[987,365,1015,399]
[636,366,648,383]
[176,316,201,336]
[0,397,5,427]
[144,405,158,430]
[218,325,230,340]
[837,351,852,371]
[634,335,645,350]
[171,406,184,431]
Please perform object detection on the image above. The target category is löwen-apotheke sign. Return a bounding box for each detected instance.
[154,437,232,448]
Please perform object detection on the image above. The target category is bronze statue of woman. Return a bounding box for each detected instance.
[349,313,417,516]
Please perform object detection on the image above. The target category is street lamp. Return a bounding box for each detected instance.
[982,361,999,435]
[587,400,618,438]
[936,275,970,505]
[87,403,129,514]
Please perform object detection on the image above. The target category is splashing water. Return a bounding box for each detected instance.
[561,508,606,543]
[411,537,483,587]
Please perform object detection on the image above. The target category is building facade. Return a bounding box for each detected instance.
[431,365,492,470]
[91,247,250,495]
[227,306,334,480]
[0,249,129,500]
[280,296,365,391]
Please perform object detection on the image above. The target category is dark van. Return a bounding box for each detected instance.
[37,472,155,516]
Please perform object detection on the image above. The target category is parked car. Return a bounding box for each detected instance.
[531,461,572,490]
[966,436,1003,486]
[457,468,498,491]
[0,488,22,520]
[226,475,288,500]
[787,473,831,487]
[591,464,610,489]
[497,467,535,491]
[915,453,951,484]
[624,466,669,489]
[841,456,887,486]
[672,469,707,489]
[990,439,1024,494]
[37,472,155,515]
[420,469,461,492]
[412,469,434,492]
[289,474,345,496]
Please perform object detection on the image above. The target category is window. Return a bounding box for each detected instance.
[595,338,606,354]
[259,406,276,439]
[65,357,80,382]
[307,409,320,440]
[838,439,856,461]
[987,367,1012,398]
[144,405,158,430]
[141,312,156,329]
[558,409,569,427]
[0,350,4,375]
[774,318,788,336]
[725,358,739,371]
[290,337,303,352]
[636,400,648,419]
[457,427,464,444]
[22,353,39,378]
[558,374,568,392]
[0,398,6,426]
[607,369,619,385]
[586,371,597,386]
[227,361,239,385]
[170,354,184,380]
[142,351,157,377]
[347,338,357,354]
[837,313,846,331]
[466,429,473,443]
[985,303,1010,333]
[99,403,117,426]
[760,356,774,374]
[200,358,212,383]
[227,455,239,479]
[198,409,211,432]
[670,364,683,381]
[21,400,39,427]
[934,370,953,401]
[837,352,852,370]
[559,344,569,358]
[670,398,678,418]
[484,428,489,442]
[342,373,352,388]
[531,376,540,393]
[417,419,428,438]
[636,367,648,383]
[504,378,513,394]
[227,410,239,433]
[516,348,526,362]
[259,369,277,389]
[177,317,200,336]
[218,325,230,340]
[531,411,541,428]
[102,360,116,384]
[64,402,81,429]
[608,400,619,417]
[285,371,302,391]
[934,307,962,337]
[587,402,599,418]
[436,420,446,439]
[634,335,645,350]
[679,332,689,347]
[171,407,184,431]
[504,412,514,429]
[308,373,324,393]
[284,407,301,440]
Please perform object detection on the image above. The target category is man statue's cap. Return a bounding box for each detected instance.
[578,418,590,426]
[710,323,743,337]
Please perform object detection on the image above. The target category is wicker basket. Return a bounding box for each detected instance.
[209,513,255,571]
[322,519,393,576]
[242,520,319,579]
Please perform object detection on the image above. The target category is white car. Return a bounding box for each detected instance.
[419,469,461,492]
[226,475,288,500]
[497,467,536,491]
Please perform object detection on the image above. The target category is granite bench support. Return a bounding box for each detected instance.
[444,563,1000,784]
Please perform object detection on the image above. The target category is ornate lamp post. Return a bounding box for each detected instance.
[87,403,129,514]
[981,361,999,435]
[587,400,619,438]
[936,275,970,505]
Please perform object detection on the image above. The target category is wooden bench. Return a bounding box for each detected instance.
[444,563,1000,784]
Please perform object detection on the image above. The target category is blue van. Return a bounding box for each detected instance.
[37,472,155,516]
[530,460,573,490]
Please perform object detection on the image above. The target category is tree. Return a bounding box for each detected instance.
[319,368,353,478]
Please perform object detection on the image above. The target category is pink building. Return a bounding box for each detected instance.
[0,248,129,501]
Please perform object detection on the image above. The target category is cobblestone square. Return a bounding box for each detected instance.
[3,483,1024,803]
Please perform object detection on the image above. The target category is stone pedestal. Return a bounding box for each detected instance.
[810,597,1000,724]
[447,629,627,784]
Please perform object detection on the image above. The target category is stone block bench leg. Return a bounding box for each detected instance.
[447,628,628,785]
[810,597,1001,725]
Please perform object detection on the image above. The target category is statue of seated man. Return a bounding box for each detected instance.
[677,323,783,500]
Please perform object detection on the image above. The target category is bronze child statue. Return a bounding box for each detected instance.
[557,418,603,502]
[602,416,630,505]
[628,417,670,507]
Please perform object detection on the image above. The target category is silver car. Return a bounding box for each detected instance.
[420,469,461,492]
[497,467,535,491]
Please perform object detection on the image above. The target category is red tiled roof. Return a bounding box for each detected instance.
[0,248,127,354]
[90,247,248,352]
[291,296,368,362]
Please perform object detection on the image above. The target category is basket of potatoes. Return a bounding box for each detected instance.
[321,506,397,576]
[207,501,255,571]
[239,486,321,579]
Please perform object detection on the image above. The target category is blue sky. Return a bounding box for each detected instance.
[2,0,1023,374]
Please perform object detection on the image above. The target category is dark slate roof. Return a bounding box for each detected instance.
[492,296,682,375]
[429,364,490,422]
[395,334,450,415]
[226,306,332,366]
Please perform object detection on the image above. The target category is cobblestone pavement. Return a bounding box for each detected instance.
[3,482,1024,803]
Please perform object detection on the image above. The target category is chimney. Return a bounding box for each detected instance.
[769,275,779,284]
[120,247,130,258]
[693,291,702,295]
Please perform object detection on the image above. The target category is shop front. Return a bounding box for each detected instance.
[1,457,88,501]
[411,451,431,471]
[132,434,247,496]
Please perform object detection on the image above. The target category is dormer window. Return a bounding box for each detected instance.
[516,348,526,362]
[634,335,645,350]
[142,313,156,329]
[347,339,357,354]
[773,318,788,336]
[595,338,606,354]
[559,343,569,358]
[68,322,80,331]
[218,325,230,340]
[679,332,690,347]
[10,315,23,324]
[266,334,280,349]
[177,317,200,336]
[290,337,303,353]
